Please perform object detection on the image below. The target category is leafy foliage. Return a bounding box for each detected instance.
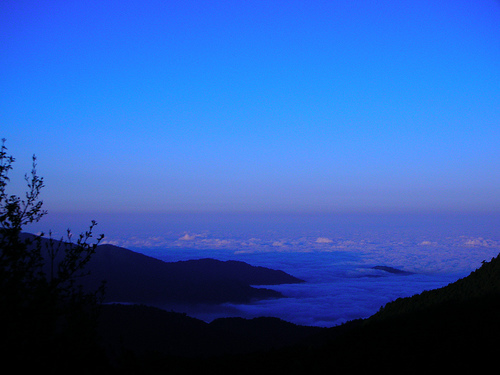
[0,139,106,372]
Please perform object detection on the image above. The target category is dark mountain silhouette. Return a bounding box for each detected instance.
[97,304,323,360]
[371,265,414,275]
[85,244,303,304]
[371,255,500,318]
[20,233,303,305]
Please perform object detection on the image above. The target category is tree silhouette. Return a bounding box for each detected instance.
[0,139,106,372]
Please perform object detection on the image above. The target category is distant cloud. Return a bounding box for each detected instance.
[316,237,333,244]
[179,233,196,241]
[201,238,232,247]
[463,237,491,247]
[418,241,437,246]
[272,241,286,247]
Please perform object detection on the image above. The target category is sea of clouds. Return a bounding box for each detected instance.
[30,212,500,327]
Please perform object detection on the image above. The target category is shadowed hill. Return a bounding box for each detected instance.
[21,234,303,305]
[98,304,323,360]
[370,253,500,320]
[85,244,303,304]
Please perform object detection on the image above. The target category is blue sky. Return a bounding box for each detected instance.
[1,0,500,214]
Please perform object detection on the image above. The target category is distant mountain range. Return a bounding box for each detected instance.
[85,244,304,305]
[21,234,304,305]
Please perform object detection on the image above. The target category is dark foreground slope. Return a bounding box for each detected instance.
[98,304,323,360]
[103,253,500,374]
[228,253,500,374]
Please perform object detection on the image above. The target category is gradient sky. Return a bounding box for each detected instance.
[1,0,500,214]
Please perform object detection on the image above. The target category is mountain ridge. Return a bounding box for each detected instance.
[87,243,304,305]
[21,233,304,305]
